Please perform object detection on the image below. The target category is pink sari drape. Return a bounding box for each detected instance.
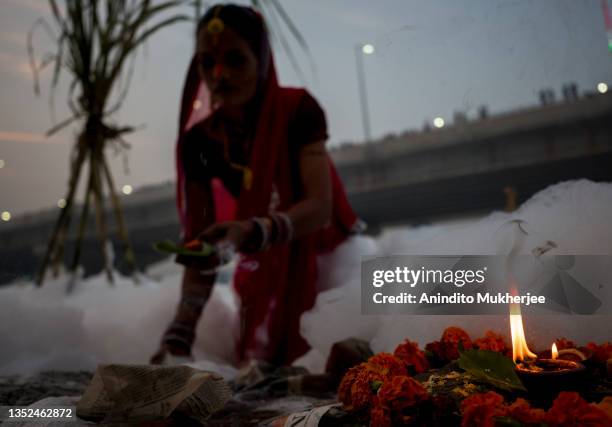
[175,52,357,365]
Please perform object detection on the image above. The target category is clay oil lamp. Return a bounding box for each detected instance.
[510,306,587,398]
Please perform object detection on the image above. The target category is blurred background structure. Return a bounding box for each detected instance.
[1,87,611,284]
[1,0,612,283]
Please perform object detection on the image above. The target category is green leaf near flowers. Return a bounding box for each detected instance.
[458,349,526,392]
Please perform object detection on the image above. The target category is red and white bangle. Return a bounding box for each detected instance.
[269,212,293,245]
[243,213,293,252]
[251,216,273,251]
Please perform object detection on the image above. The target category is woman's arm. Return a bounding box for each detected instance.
[198,140,333,248]
[285,140,332,238]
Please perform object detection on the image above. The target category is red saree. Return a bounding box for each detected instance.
[175,50,358,365]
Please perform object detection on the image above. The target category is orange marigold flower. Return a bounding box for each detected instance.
[545,391,612,427]
[427,327,473,363]
[377,376,428,414]
[442,326,472,347]
[367,353,408,378]
[474,331,509,355]
[338,363,386,412]
[596,397,612,422]
[554,337,577,350]
[460,391,506,427]
[585,342,612,364]
[425,340,454,364]
[369,397,392,427]
[393,339,429,374]
[425,340,442,356]
[506,398,546,426]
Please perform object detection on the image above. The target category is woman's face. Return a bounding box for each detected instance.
[196,26,259,110]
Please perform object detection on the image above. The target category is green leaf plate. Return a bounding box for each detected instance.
[458,349,527,392]
[153,240,215,257]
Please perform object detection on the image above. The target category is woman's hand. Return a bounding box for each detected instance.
[197,220,256,251]
[175,220,255,271]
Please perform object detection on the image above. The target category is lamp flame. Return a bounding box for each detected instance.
[510,303,537,362]
[552,343,558,360]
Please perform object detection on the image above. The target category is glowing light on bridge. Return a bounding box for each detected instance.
[362,44,375,55]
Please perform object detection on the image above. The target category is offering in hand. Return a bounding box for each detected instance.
[184,239,204,251]
[153,239,215,257]
[153,239,235,273]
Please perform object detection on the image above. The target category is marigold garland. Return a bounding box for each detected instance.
[460,391,611,427]
[336,330,612,427]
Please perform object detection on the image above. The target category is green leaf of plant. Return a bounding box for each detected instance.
[458,349,526,392]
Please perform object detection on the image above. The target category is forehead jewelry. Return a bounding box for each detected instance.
[207,6,225,46]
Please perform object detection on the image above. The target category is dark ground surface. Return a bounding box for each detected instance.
[0,371,93,406]
[0,370,340,426]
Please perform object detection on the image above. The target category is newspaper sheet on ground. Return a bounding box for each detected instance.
[283,403,341,427]
[267,403,341,427]
[76,364,231,424]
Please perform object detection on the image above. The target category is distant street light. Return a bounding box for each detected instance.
[122,184,133,195]
[355,43,375,142]
[1,211,11,222]
[433,117,445,128]
[362,44,375,55]
[597,82,608,94]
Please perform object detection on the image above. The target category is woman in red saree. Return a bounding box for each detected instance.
[151,4,360,366]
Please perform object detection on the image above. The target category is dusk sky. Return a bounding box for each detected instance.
[1,0,611,218]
